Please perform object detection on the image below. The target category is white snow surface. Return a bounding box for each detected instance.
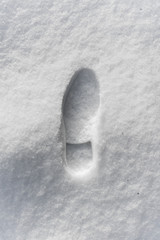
[1,0,160,239]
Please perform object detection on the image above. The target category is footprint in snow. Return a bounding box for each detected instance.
[62,68,100,179]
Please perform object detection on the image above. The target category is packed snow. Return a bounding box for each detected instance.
[62,68,100,179]
[1,0,160,239]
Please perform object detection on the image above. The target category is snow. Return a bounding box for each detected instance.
[62,68,99,179]
[1,0,160,239]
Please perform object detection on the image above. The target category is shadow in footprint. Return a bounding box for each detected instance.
[62,68,100,179]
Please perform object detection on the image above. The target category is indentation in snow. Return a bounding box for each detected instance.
[62,68,100,178]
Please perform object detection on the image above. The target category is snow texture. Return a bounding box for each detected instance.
[1,0,160,239]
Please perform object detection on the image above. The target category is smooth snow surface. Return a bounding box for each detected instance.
[1,0,160,239]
